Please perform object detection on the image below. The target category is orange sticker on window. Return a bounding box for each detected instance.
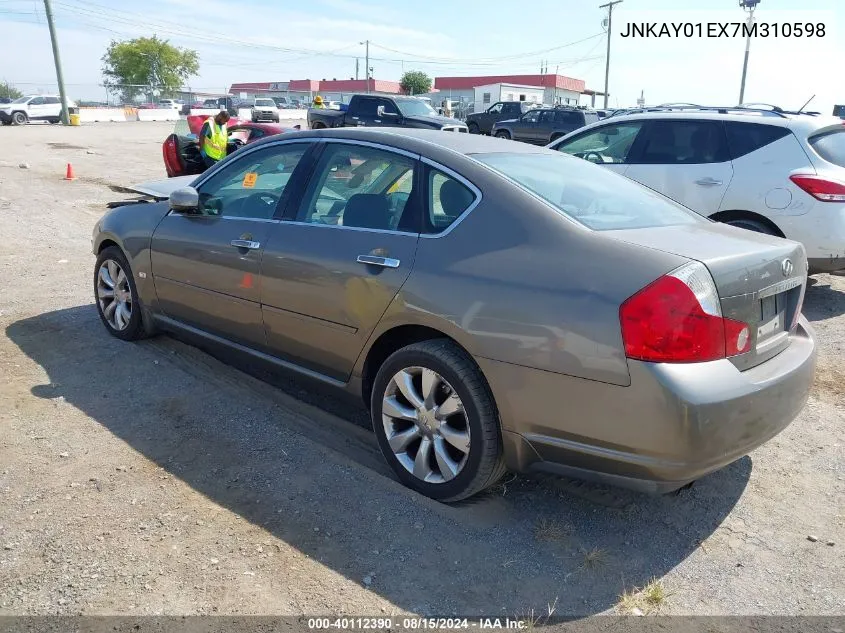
[242,173,258,188]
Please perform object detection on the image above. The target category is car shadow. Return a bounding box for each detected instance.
[7,306,750,617]
[803,276,845,322]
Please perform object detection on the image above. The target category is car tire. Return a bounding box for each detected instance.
[94,246,150,342]
[467,122,480,134]
[49,117,60,124]
[495,130,511,139]
[724,218,777,236]
[12,111,27,125]
[370,339,507,502]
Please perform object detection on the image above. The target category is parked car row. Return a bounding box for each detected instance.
[98,123,818,503]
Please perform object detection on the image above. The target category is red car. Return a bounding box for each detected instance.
[162,116,300,177]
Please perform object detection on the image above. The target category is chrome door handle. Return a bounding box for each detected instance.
[695,177,723,186]
[351,116,359,120]
[357,255,400,268]
[230,239,261,250]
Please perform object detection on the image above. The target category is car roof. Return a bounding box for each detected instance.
[561,109,845,140]
[252,127,554,156]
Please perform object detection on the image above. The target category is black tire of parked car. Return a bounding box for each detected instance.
[495,130,511,139]
[725,218,778,236]
[50,118,60,124]
[94,246,151,342]
[467,122,480,134]
[370,339,507,502]
[12,111,27,125]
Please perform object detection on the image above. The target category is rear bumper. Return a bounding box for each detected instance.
[481,317,817,493]
[0,111,13,123]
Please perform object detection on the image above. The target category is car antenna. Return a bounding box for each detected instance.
[797,95,815,114]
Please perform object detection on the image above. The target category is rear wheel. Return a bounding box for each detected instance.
[49,117,60,124]
[467,122,480,134]
[495,130,510,139]
[370,339,506,502]
[12,111,27,125]
[724,218,777,236]
[311,122,326,130]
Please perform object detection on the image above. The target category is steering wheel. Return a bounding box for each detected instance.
[582,151,605,164]
[244,192,279,209]
[230,138,246,149]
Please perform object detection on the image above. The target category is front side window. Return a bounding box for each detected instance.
[426,169,476,234]
[488,103,503,114]
[29,97,45,106]
[195,144,308,219]
[556,122,644,164]
[296,144,417,232]
[473,152,702,231]
[394,99,436,117]
[635,120,729,165]
[522,110,541,124]
[377,99,400,116]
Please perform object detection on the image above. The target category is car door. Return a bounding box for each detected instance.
[623,119,734,215]
[532,110,557,144]
[149,140,313,349]
[44,97,62,119]
[260,141,422,381]
[481,102,504,132]
[552,120,646,177]
[346,97,380,127]
[27,96,47,120]
[511,109,540,142]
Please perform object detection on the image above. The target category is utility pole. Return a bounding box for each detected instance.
[355,58,359,80]
[43,0,70,124]
[738,0,760,104]
[599,0,623,110]
[364,40,370,93]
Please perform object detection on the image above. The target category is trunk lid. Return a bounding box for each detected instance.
[606,222,808,370]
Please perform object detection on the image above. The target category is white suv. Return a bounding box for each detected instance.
[550,106,845,274]
[0,95,76,125]
[252,98,280,123]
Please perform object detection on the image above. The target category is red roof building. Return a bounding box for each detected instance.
[434,74,586,93]
[230,79,403,97]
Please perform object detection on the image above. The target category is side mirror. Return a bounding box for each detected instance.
[169,187,200,213]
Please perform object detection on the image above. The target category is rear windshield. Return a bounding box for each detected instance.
[810,130,845,168]
[473,152,703,231]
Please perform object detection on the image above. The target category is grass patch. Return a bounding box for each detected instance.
[534,518,570,542]
[616,577,670,614]
[581,547,610,570]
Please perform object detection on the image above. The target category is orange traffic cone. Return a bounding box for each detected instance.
[64,163,76,181]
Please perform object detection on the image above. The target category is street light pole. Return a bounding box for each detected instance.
[360,40,370,93]
[738,0,759,104]
[599,0,622,110]
[42,0,70,124]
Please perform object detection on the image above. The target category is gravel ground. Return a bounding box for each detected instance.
[0,121,843,618]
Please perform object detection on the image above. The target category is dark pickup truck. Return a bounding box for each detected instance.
[465,101,538,135]
[308,95,468,132]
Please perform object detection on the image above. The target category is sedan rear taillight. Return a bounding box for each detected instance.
[162,135,182,178]
[620,261,751,363]
[790,174,845,202]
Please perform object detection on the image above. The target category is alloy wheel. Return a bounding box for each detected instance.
[97,259,133,331]
[381,367,471,484]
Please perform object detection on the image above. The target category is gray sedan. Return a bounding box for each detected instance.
[92,128,817,502]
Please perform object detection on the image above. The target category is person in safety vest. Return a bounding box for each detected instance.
[199,110,230,170]
[312,95,326,109]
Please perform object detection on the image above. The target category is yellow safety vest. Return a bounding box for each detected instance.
[203,118,228,161]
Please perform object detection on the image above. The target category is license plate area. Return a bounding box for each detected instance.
[758,294,785,341]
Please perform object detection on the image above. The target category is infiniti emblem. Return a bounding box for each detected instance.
[782,259,794,277]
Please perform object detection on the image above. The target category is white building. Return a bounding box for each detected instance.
[473,83,545,113]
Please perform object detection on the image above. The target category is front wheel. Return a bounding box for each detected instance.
[467,122,480,134]
[495,130,510,139]
[12,111,27,125]
[94,246,149,341]
[370,340,506,502]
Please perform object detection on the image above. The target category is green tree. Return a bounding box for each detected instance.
[400,70,432,96]
[0,81,23,100]
[101,36,199,103]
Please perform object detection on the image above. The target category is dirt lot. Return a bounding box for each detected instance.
[0,121,843,618]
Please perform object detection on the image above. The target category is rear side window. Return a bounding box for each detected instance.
[554,111,581,125]
[634,120,730,165]
[425,168,476,234]
[725,122,791,159]
[809,130,845,168]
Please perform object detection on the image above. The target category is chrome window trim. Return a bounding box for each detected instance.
[419,156,483,240]
[166,211,280,223]
[281,220,419,237]
[312,138,420,160]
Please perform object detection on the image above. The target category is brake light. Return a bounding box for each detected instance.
[163,136,181,177]
[790,174,845,202]
[620,261,751,363]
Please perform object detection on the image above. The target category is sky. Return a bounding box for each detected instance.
[0,0,842,113]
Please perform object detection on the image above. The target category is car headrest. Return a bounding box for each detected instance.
[343,194,390,230]
[439,178,473,216]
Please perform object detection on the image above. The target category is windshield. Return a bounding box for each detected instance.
[473,152,703,231]
[12,96,30,104]
[255,99,275,107]
[810,130,845,168]
[395,99,437,117]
